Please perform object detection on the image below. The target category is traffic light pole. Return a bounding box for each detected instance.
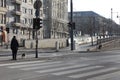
[35,28,38,58]
[35,10,40,58]
[33,0,42,58]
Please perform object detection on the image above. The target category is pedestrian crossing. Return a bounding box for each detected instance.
[1,60,120,79]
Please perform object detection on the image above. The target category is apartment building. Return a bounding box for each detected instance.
[0,0,69,48]
[43,0,69,39]
[7,0,41,42]
[0,0,8,45]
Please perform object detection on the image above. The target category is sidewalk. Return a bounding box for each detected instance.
[0,43,96,52]
[0,43,97,63]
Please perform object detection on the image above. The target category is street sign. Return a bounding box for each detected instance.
[34,0,42,9]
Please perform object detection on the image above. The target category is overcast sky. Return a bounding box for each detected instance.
[68,0,120,24]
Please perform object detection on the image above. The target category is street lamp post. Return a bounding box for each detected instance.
[111,8,113,37]
[110,8,119,37]
[116,13,120,36]
[117,13,120,24]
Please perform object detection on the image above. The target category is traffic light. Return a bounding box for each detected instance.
[68,22,75,30]
[68,22,72,27]
[33,18,42,30]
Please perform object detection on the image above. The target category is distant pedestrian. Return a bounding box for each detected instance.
[10,36,19,60]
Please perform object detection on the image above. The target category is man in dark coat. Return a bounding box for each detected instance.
[10,36,19,60]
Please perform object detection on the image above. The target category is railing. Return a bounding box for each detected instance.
[97,36,120,44]
[0,7,8,12]
[12,10,21,16]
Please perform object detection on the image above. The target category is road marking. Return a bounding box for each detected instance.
[52,66,103,75]
[8,61,62,68]
[36,64,89,73]
[21,62,78,70]
[87,71,120,80]
[0,61,45,67]
[69,68,117,78]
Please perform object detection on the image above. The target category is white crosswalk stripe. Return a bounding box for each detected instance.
[21,62,87,70]
[8,61,62,68]
[52,66,103,75]
[0,60,119,79]
[36,64,90,73]
[69,68,118,78]
[87,71,120,80]
[0,60,45,67]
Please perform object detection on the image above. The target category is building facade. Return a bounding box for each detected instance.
[7,0,40,42]
[69,11,120,37]
[43,0,69,39]
[68,11,108,37]
[0,0,69,47]
[0,0,8,45]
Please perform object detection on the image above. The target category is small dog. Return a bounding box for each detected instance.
[21,53,25,59]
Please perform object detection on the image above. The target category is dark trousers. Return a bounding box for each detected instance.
[12,50,17,60]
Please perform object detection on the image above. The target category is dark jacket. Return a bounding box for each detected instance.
[10,37,19,50]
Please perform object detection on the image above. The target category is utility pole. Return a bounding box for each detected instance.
[70,0,74,50]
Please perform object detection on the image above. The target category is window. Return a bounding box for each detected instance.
[25,18,27,24]
[28,19,32,24]
[4,14,6,24]
[22,7,27,14]
[4,0,6,7]
[13,29,18,34]
[28,9,33,15]
[23,18,27,24]
[0,14,3,24]
[0,0,3,7]
[0,14,5,24]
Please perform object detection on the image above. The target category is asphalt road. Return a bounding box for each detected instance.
[0,50,120,80]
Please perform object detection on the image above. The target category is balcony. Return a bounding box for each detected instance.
[11,0,22,4]
[12,10,21,16]
[12,21,21,27]
[0,7,8,12]
[0,23,5,27]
